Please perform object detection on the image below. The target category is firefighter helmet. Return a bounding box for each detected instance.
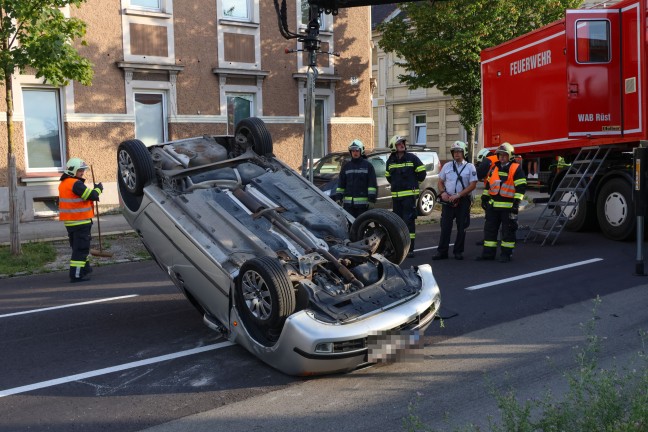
[388,135,407,152]
[496,142,514,158]
[450,140,467,155]
[348,139,365,155]
[476,148,490,163]
[64,158,89,176]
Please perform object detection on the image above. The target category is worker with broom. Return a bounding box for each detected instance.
[58,158,103,283]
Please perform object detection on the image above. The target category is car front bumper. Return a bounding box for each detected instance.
[230,264,441,376]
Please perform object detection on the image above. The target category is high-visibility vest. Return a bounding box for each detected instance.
[58,178,94,223]
[482,155,499,186]
[488,163,519,199]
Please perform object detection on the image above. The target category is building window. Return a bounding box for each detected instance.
[299,0,330,30]
[227,93,255,132]
[414,114,427,145]
[23,89,64,170]
[130,0,161,10]
[576,20,610,63]
[135,92,167,146]
[222,0,249,20]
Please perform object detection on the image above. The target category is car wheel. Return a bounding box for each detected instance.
[235,256,295,344]
[117,139,155,196]
[234,117,273,157]
[417,189,436,216]
[597,178,635,241]
[349,209,410,265]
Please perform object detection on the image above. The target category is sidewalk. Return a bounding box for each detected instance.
[0,212,134,245]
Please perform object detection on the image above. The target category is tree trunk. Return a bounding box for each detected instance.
[4,61,22,255]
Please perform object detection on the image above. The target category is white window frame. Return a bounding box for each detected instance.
[225,92,257,133]
[296,0,334,74]
[121,0,175,65]
[21,87,66,172]
[413,113,427,146]
[221,0,252,21]
[299,87,332,158]
[134,91,168,145]
[123,0,172,14]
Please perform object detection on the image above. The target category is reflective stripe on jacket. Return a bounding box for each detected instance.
[385,152,426,198]
[59,177,95,224]
[335,158,378,205]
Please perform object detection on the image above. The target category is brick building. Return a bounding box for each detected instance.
[0,0,372,221]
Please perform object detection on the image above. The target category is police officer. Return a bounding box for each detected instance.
[334,139,377,217]
[477,142,527,263]
[386,135,426,258]
[433,141,478,260]
[58,158,103,282]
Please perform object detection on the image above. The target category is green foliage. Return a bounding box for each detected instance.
[0,0,93,86]
[0,241,55,275]
[378,0,582,142]
[403,297,648,432]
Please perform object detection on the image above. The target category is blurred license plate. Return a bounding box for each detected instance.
[366,329,424,363]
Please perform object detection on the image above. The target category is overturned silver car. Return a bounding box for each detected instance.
[117,118,441,376]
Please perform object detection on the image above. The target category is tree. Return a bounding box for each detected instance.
[0,0,93,254]
[377,0,582,149]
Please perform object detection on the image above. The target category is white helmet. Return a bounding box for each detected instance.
[388,135,407,152]
[476,148,490,163]
[65,157,89,176]
[450,141,467,154]
[348,139,365,155]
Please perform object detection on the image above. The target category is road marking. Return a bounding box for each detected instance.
[0,295,139,319]
[465,258,603,291]
[0,341,234,398]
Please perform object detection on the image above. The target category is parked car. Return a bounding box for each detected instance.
[311,147,441,216]
[117,118,441,376]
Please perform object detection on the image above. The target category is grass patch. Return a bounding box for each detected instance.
[0,242,56,275]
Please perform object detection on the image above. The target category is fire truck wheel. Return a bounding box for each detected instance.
[596,178,635,241]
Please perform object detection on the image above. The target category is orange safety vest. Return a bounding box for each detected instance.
[58,178,94,222]
[487,163,519,199]
[482,155,499,186]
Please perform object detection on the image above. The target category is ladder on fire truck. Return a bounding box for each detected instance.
[525,146,611,246]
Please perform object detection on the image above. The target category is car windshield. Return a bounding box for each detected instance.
[312,153,349,176]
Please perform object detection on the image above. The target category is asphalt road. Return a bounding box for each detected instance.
[1,203,647,431]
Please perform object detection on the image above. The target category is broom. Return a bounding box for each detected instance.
[89,165,114,257]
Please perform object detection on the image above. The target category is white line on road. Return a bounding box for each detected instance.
[465,258,603,291]
[0,295,140,319]
[0,341,235,398]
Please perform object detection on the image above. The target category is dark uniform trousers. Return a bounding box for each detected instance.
[343,204,369,218]
[437,196,471,256]
[483,209,518,258]
[66,222,92,279]
[392,196,417,250]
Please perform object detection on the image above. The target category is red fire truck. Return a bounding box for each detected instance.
[481,0,645,241]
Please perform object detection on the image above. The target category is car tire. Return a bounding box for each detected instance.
[234,117,273,157]
[597,177,635,241]
[117,139,155,211]
[349,209,410,265]
[235,256,295,343]
[417,189,436,216]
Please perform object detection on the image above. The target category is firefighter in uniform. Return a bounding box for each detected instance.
[58,158,103,282]
[476,148,498,181]
[386,135,426,258]
[477,143,527,263]
[433,141,478,260]
[334,139,378,218]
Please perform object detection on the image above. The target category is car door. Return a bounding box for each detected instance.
[368,154,392,209]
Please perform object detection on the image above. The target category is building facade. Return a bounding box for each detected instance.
[371,5,465,161]
[0,0,373,221]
